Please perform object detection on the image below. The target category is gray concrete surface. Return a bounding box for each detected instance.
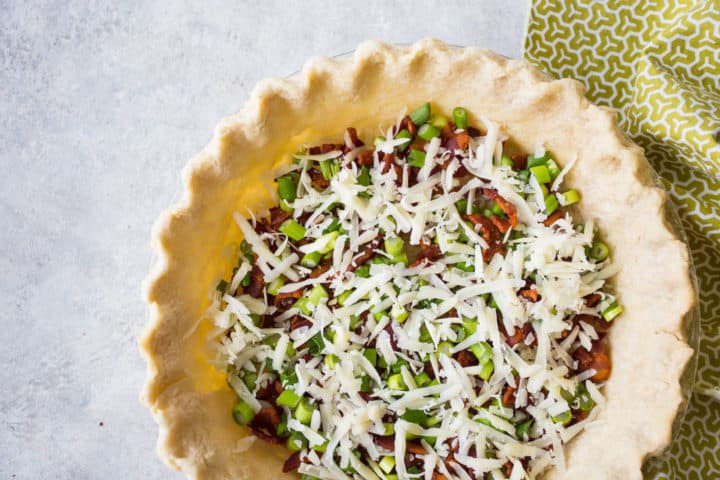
[0,1,528,477]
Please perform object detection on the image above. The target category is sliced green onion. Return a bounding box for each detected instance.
[544,194,559,215]
[429,114,448,129]
[276,414,290,438]
[516,170,530,182]
[394,129,413,152]
[308,284,329,305]
[266,277,285,296]
[293,297,311,315]
[317,231,340,254]
[455,198,468,213]
[470,342,492,364]
[324,353,339,369]
[527,152,550,168]
[408,149,426,168]
[401,409,430,425]
[409,102,431,125]
[491,202,504,216]
[455,261,474,272]
[453,107,468,129]
[336,290,352,306]
[279,368,298,387]
[294,398,316,425]
[383,422,395,435]
[602,303,624,321]
[437,341,453,356]
[312,437,329,453]
[379,456,396,474]
[279,198,293,213]
[357,165,371,186]
[355,264,371,278]
[589,241,610,261]
[279,219,306,241]
[561,189,581,205]
[546,159,561,179]
[287,431,307,452]
[277,173,298,202]
[413,371,432,387]
[392,253,408,265]
[216,279,228,293]
[374,135,386,147]
[551,410,572,425]
[417,123,440,141]
[479,361,494,381]
[240,271,251,287]
[384,237,405,256]
[530,165,552,184]
[320,159,336,180]
[301,251,323,268]
[387,373,407,390]
[277,389,302,409]
[500,154,514,168]
[463,319,478,336]
[362,348,377,366]
[390,304,409,323]
[306,332,325,355]
[242,371,257,391]
[231,400,256,425]
[515,419,533,440]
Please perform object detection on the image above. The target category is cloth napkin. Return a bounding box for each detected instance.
[523,1,719,477]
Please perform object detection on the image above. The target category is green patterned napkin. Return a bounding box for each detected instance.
[523,1,719,477]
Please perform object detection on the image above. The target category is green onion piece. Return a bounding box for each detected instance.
[379,456,396,474]
[561,189,581,205]
[287,431,307,452]
[602,303,624,321]
[390,304,409,323]
[279,368,298,387]
[408,149,426,168]
[355,264,371,278]
[530,165,552,184]
[489,296,499,309]
[317,231,340,254]
[312,437,329,453]
[552,410,572,425]
[516,419,533,440]
[527,152,550,168]
[324,353,339,369]
[392,253,409,265]
[359,375,372,393]
[546,159,561,179]
[308,284,329,305]
[231,400,256,425]
[277,173,298,202]
[357,166,371,186]
[455,262,474,272]
[455,198,468,213]
[589,241,610,261]
[277,389,301,409]
[391,357,409,373]
[320,159,335,180]
[373,310,387,321]
[384,236,405,256]
[414,371,432,387]
[417,123,440,141]
[374,135,386,147]
[491,202,504,216]
[453,107,468,129]
[470,342,493,364]
[242,371,257,391]
[362,348,377,366]
[279,219,306,241]
[279,198,293,213]
[419,326,432,343]
[276,414,290,438]
[294,398,316,425]
[463,319,478,336]
[241,271,251,287]
[544,194,560,215]
[500,154,514,168]
[383,422,395,435]
[323,217,342,233]
[306,333,325,355]
[577,384,597,411]
[394,129,413,152]
[437,341,453,356]
[216,279,228,293]
[266,277,285,296]
[387,373,407,391]
[560,388,575,402]
[409,102,431,125]
[336,290,352,306]
[293,297,312,315]
[479,361,494,381]
[429,114,448,129]
[516,170,530,182]
[301,251,323,268]
[401,409,430,425]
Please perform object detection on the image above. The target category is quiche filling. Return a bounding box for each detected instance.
[207,103,622,480]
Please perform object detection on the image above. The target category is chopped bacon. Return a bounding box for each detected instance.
[290,315,313,331]
[510,153,528,170]
[255,379,283,402]
[502,461,514,477]
[249,406,282,439]
[482,188,518,228]
[356,149,374,167]
[409,140,427,152]
[406,441,426,455]
[543,208,565,226]
[268,206,291,229]
[465,213,506,261]
[308,169,330,190]
[309,262,331,279]
[381,152,395,174]
[345,127,364,148]
[466,126,482,137]
[501,383,517,407]
[454,349,478,367]
[246,264,265,298]
[282,451,302,473]
[518,287,541,303]
[502,322,534,347]
[274,289,302,309]
[573,409,590,423]
[348,235,383,272]
[489,214,512,233]
[432,472,448,480]
[584,293,602,307]
[308,143,343,155]
[374,435,395,451]
[574,313,610,334]
[446,131,470,151]
[411,240,442,266]
[573,341,611,381]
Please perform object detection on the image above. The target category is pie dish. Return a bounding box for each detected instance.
[140,39,696,479]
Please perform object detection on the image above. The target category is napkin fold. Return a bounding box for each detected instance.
[523,1,719,477]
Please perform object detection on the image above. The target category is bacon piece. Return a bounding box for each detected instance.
[584,293,602,307]
[308,143,343,155]
[482,188,518,228]
[268,206,291,230]
[381,152,396,174]
[502,383,517,407]
[432,473,448,480]
[411,240,442,266]
[348,235,383,272]
[465,213,506,261]
[374,435,395,451]
[502,322,534,347]
[454,349,478,367]
[574,313,610,334]
[249,406,282,439]
[502,461,514,477]
[309,262,331,279]
[256,379,283,402]
[573,341,611,381]
[518,287,541,303]
[543,208,564,226]
[246,264,265,298]
[345,127,364,148]
[406,441,426,455]
[282,451,302,473]
[489,214,512,233]
[290,315,313,331]
[274,289,302,309]
[466,126,482,137]
[356,149,374,167]
[446,131,470,151]
[308,169,330,190]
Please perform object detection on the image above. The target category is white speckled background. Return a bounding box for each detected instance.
[0,1,527,477]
